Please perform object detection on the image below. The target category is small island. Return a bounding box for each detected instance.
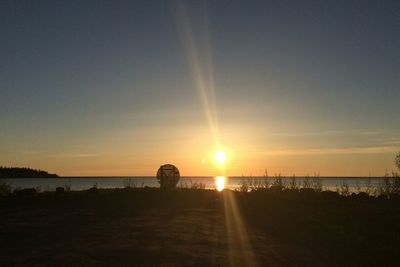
[0,167,58,178]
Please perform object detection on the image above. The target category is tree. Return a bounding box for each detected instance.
[395,152,400,171]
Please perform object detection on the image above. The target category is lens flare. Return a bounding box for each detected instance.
[215,176,225,191]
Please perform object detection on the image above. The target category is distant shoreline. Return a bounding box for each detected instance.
[0,167,58,179]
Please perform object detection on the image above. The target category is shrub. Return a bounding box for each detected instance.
[336,181,350,196]
[123,178,136,188]
[354,180,362,194]
[302,175,312,189]
[288,175,299,190]
[311,174,322,192]
[378,172,392,197]
[178,181,189,189]
[364,178,376,196]
[64,180,72,191]
[239,176,250,192]
[395,152,400,171]
[391,172,400,194]
[376,172,400,197]
[262,169,271,189]
[0,179,11,196]
[272,173,284,189]
[191,182,205,190]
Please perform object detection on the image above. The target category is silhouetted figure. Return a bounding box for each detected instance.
[157,164,180,189]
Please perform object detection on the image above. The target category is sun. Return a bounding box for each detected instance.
[214,150,227,164]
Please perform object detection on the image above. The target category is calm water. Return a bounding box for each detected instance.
[3,176,383,192]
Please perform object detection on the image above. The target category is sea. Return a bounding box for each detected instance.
[2,176,385,192]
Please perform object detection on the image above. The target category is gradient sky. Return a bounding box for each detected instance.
[1,0,399,176]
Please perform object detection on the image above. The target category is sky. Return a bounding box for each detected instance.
[1,0,399,176]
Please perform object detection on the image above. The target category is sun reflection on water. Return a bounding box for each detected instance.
[215,176,226,191]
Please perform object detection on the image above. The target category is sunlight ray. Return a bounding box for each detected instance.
[223,190,258,266]
[175,1,220,146]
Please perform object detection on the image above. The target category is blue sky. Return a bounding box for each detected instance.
[1,1,399,175]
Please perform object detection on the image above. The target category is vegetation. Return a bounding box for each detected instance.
[178,180,206,190]
[239,173,324,193]
[376,171,400,198]
[336,181,350,196]
[0,179,11,196]
[1,188,400,266]
[236,172,400,199]
[64,180,72,191]
[395,152,400,171]
[0,167,58,178]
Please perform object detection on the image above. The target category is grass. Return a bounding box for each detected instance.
[336,180,350,196]
[64,179,72,191]
[238,172,400,198]
[238,174,324,193]
[1,188,400,266]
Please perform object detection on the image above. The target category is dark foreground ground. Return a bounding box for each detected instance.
[1,189,400,266]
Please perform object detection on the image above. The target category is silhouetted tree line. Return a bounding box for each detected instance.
[0,167,58,178]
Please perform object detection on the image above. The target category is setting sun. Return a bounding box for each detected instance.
[214,151,227,164]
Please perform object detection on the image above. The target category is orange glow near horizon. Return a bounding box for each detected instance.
[1,3,399,179]
[2,4,398,178]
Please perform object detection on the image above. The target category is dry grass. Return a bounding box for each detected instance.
[1,189,400,266]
